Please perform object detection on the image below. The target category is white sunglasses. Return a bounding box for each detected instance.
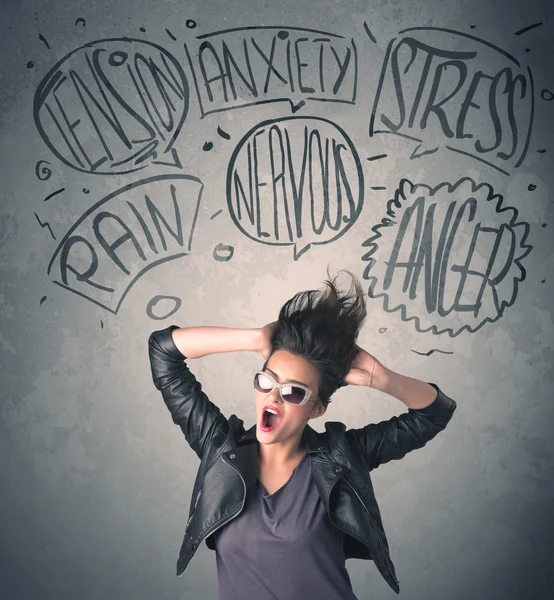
[252,370,314,406]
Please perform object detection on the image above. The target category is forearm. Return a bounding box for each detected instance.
[171,325,262,359]
[375,366,438,410]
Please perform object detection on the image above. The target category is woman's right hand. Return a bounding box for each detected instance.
[258,320,279,360]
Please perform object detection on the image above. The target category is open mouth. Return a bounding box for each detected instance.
[260,406,282,432]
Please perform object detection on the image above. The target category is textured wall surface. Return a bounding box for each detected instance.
[1,0,553,598]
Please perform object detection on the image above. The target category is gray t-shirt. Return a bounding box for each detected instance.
[214,452,359,600]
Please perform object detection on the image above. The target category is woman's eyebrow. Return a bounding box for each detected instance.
[264,367,308,387]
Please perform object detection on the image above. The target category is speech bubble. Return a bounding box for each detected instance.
[226,116,364,260]
[361,177,532,337]
[47,174,203,313]
[370,28,534,174]
[185,27,357,117]
[34,38,189,175]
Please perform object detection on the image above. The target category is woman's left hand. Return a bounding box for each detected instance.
[343,344,387,389]
[257,320,279,360]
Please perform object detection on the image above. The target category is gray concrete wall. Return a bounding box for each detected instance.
[1,0,553,598]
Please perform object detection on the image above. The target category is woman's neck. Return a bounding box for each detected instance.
[256,438,306,468]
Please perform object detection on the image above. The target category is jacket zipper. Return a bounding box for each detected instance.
[178,454,247,577]
[343,477,399,585]
[184,489,202,535]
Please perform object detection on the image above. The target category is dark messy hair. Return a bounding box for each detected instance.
[264,265,367,408]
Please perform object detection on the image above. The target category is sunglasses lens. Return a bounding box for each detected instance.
[282,386,306,405]
[253,372,307,405]
[254,372,273,392]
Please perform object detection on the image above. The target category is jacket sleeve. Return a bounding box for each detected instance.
[148,324,230,460]
[345,383,457,471]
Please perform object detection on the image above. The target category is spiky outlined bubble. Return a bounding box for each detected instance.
[361,178,533,337]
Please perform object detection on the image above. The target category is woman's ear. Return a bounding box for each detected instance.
[309,399,327,419]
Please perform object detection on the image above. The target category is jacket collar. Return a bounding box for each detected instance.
[235,421,329,454]
[222,417,337,494]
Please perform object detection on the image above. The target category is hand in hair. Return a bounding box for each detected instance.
[258,320,279,360]
[343,343,386,389]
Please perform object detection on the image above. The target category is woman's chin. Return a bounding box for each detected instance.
[257,427,279,441]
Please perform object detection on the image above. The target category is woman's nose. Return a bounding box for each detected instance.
[269,387,282,402]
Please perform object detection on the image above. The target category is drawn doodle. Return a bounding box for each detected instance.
[361,177,533,337]
[43,188,65,202]
[35,160,53,180]
[146,294,182,319]
[370,27,534,174]
[291,100,306,113]
[46,174,203,313]
[227,116,363,261]
[39,34,50,50]
[363,22,377,44]
[34,38,189,175]
[185,26,357,117]
[410,144,438,159]
[213,243,234,261]
[412,348,454,355]
[34,212,56,240]
[514,23,543,36]
[217,125,231,140]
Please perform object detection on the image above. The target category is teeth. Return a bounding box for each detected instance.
[265,407,279,416]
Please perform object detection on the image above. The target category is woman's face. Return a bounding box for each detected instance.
[255,349,326,447]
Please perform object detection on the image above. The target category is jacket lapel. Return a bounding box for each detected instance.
[233,421,330,453]
[223,439,258,490]
[223,421,332,492]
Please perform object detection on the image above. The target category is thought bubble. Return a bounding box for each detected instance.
[361,177,532,337]
[185,27,357,117]
[227,116,364,260]
[47,174,203,313]
[370,28,534,174]
[34,38,188,174]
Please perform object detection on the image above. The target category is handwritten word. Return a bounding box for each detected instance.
[227,116,363,261]
[371,28,534,174]
[361,177,532,337]
[46,175,203,313]
[34,38,189,175]
[185,27,357,117]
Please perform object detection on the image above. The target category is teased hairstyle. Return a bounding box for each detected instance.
[264,265,367,408]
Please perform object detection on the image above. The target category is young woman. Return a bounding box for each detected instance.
[148,267,457,599]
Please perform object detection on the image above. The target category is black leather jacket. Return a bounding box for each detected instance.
[148,325,457,595]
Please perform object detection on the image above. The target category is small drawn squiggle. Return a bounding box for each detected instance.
[411,349,454,356]
[34,213,56,240]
